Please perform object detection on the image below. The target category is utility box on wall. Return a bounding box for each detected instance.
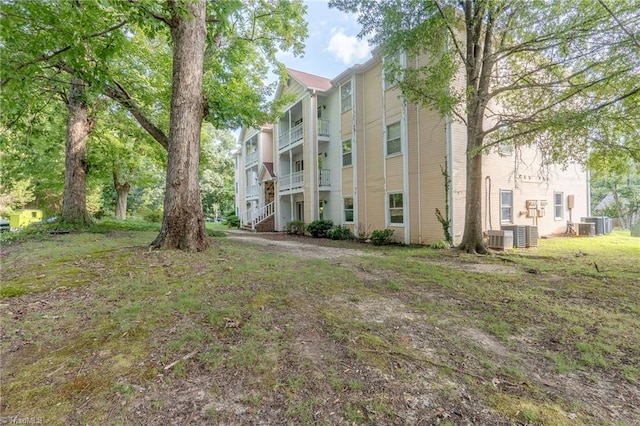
[567,194,575,209]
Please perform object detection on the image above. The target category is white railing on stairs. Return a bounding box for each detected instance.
[241,201,275,230]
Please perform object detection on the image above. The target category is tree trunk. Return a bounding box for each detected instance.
[151,0,209,251]
[459,132,488,254]
[62,77,93,224]
[113,171,130,221]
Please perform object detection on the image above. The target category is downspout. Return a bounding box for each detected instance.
[352,74,359,232]
[417,100,422,244]
[309,90,317,221]
[446,114,454,243]
[401,52,410,244]
[382,68,388,228]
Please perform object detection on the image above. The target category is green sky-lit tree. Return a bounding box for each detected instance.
[330,0,640,253]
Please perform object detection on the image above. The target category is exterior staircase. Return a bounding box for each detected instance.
[241,201,275,232]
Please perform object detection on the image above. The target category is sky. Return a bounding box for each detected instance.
[275,0,372,80]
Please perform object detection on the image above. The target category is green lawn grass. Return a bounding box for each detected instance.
[1,228,638,424]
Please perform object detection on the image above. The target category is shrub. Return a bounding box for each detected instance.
[225,214,240,229]
[429,240,451,250]
[306,219,334,238]
[356,223,371,241]
[370,228,394,246]
[327,225,354,240]
[286,220,306,235]
[138,207,163,223]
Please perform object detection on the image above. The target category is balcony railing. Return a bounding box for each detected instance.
[246,151,258,166]
[245,184,259,199]
[318,119,329,137]
[279,171,304,192]
[319,169,331,187]
[278,122,304,150]
[278,119,331,150]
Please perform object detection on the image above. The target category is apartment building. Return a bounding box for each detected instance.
[234,55,590,245]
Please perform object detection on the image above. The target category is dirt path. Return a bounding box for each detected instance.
[226,231,372,261]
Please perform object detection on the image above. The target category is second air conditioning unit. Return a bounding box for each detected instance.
[501,225,526,248]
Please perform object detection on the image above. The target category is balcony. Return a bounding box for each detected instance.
[318,119,330,137]
[279,171,304,193]
[319,169,331,188]
[245,184,259,199]
[278,119,331,151]
[245,150,258,167]
[278,122,304,150]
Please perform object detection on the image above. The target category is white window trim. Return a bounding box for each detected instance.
[342,139,352,167]
[554,191,564,220]
[500,190,513,224]
[340,81,352,113]
[344,197,354,223]
[383,52,401,90]
[387,192,404,226]
[386,121,402,157]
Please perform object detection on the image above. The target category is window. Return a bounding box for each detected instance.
[388,193,404,224]
[341,81,352,112]
[554,192,564,220]
[295,160,304,172]
[386,122,401,155]
[245,135,257,154]
[342,139,352,166]
[500,190,513,223]
[384,53,401,90]
[344,197,354,222]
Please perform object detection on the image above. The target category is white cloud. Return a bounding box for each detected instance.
[326,28,370,65]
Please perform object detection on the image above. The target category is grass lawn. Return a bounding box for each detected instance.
[1,227,638,425]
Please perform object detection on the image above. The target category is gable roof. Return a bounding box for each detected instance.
[258,162,275,181]
[287,68,333,92]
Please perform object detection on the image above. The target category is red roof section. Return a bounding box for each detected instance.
[287,68,333,92]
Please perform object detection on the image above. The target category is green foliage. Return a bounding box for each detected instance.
[429,240,450,250]
[138,207,163,223]
[200,125,236,217]
[285,220,306,235]
[590,162,640,228]
[225,214,240,229]
[0,179,35,217]
[327,225,354,240]
[370,228,394,246]
[435,161,452,245]
[306,219,334,238]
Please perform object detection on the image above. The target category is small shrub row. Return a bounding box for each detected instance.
[370,228,395,246]
[327,225,354,240]
[225,214,240,228]
[285,220,355,240]
[286,220,306,235]
[306,219,334,238]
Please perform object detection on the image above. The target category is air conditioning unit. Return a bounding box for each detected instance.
[488,230,513,250]
[501,225,526,248]
[525,225,539,247]
[578,222,595,236]
[581,217,605,235]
